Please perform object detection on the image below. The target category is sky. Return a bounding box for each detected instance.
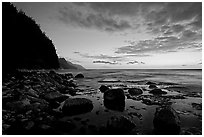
[13,2,202,69]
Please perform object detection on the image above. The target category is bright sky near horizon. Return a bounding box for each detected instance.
[13,2,202,69]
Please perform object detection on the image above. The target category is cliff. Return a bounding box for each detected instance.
[59,58,85,70]
[2,3,59,73]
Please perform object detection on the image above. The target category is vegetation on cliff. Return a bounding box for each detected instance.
[3,3,59,73]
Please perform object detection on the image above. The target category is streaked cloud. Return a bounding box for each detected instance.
[73,52,125,62]
[93,60,119,65]
[127,61,145,65]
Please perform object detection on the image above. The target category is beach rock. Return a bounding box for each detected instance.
[25,88,39,98]
[58,86,77,95]
[128,88,143,96]
[180,127,202,135]
[65,73,74,78]
[104,98,125,112]
[49,70,56,75]
[149,84,157,89]
[44,92,68,103]
[103,89,125,111]
[153,106,181,134]
[104,88,125,102]
[99,85,109,93]
[62,98,93,115]
[104,116,136,134]
[149,89,167,95]
[75,73,84,78]
[6,99,30,112]
[146,81,157,85]
[191,103,202,110]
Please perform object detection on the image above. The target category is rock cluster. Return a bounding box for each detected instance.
[2,70,92,135]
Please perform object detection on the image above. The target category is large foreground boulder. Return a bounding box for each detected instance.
[103,89,125,112]
[153,106,181,134]
[104,89,125,102]
[62,98,93,115]
[101,116,136,134]
[128,88,143,96]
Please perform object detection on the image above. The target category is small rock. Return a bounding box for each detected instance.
[26,88,39,98]
[149,88,167,95]
[24,121,35,130]
[75,73,84,78]
[180,127,202,135]
[191,103,202,110]
[149,84,157,89]
[128,88,143,96]
[99,85,109,93]
[146,81,157,85]
[65,73,74,78]
[49,70,56,75]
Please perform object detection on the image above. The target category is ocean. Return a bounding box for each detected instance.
[56,69,202,134]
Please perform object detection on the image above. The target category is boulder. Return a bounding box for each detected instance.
[191,103,202,110]
[104,99,125,112]
[59,86,77,96]
[75,73,84,78]
[149,84,157,89]
[153,106,181,134]
[128,88,143,96]
[62,98,93,115]
[104,88,125,103]
[149,89,167,95]
[99,85,109,93]
[49,70,56,75]
[146,81,157,85]
[104,116,136,134]
[44,92,68,103]
[65,73,74,78]
[103,89,125,111]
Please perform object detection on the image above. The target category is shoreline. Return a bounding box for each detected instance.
[2,70,202,135]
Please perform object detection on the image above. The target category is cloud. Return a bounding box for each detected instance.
[93,60,119,65]
[127,61,145,64]
[57,2,201,34]
[144,3,202,32]
[115,28,201,55]
[74,52,125,61]
[58,4,132,32]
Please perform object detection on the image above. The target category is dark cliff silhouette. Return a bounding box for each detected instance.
[58,58,85,70]
[2,3,59,73]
